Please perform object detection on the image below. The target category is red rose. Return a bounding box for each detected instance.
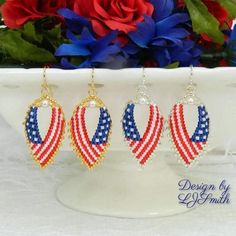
[73,0,154,37]
[1,0,71,29]
[176,0,185,8]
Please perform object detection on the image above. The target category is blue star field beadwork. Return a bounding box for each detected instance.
[92,108,112,145]
[25,107,43,144]
[191,105,210,143]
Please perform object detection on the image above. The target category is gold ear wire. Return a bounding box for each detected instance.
[88,68,97,97]
[41,66,52,97]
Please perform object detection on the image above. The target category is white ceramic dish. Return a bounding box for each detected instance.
[0,68,235,218]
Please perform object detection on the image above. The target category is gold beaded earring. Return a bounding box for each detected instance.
[23,67,66,168]
[69,68,112,169]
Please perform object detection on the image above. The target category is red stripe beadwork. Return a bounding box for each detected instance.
[169,103,207,165]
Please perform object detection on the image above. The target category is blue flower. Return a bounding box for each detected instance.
[55,9,122,68]
[55,2,202,68]
[58,8,91,34]
[227,25,236,66]
[126,0,202,67]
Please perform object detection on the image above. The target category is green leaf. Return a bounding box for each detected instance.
[185,0,225,44]
[165,62,180,69]
[70,57,83,65]
[45,25,61,39]
[0,0,4,18]
[215,0,236,19]
[21,22,43,44]
[43,24,63,49]
[0,30,56,63]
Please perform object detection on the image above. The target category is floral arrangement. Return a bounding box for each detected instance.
[0,0,236,68]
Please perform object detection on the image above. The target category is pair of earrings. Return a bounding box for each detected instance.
[122,67,210,167]
[24,68,112,169]
[24,67,210,169]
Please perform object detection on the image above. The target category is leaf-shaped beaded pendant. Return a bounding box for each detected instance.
[24,68,65,168]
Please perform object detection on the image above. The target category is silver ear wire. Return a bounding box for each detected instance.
[135,67,151,104]
[190,64,194,83]
[142,67,146,86]
[188,64,196,88]
[181,65,200,105]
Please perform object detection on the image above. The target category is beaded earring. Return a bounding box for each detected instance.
[122,68,164,165]
[168,66,210,167]
[69,69,112,169]
[23,67,66,168]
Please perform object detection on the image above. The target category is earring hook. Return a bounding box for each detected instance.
[88,68,97,97]
[41,66,52,97]
[182,65,200,104]
[189,64,194,85]
[136,67,150,104]
[142,67,146,86]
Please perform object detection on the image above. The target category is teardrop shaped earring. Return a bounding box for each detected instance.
[122,68,164,165]
[23,67,66,168]
[69,69,112,169]
[168,66,210,167]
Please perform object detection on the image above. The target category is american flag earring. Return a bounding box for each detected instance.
[122,68,164,165]
[69,69,112,169]
[23,67,66,168]
[168,66,210,167]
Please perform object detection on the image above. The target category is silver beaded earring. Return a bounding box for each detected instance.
[168,66,210,167]
[122,68,164,165]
